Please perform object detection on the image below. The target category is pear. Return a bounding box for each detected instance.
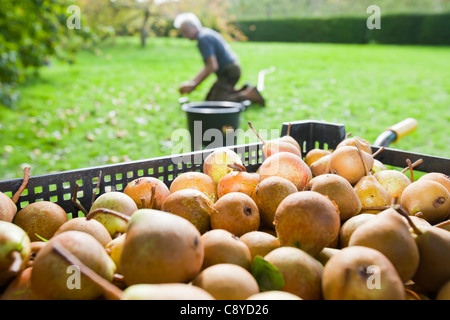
[30,230,117,300]
[329,146,374,185]
[274,191,340,256]
[53,217,112,247]
[306,174,362,221]
[339,213,377,248]
[192,263,259,300]
[436,280,450,300]
[259,152,311,191]
[203,148,243,184]
[322,246,405,300]
[169,171,218,202]
[105,233,126,274]
[13,201,68,242]
[122,283,215,300]
[248,121,302,159]
[418,172,450,194]
[348,208,420,283]
[305,149,332,167]
[336,136,373,154]
[278,122,302,153]
[401,180,450,224]
[0,267,37,300]
[120,209,204,285]
[161,188,215,234]
[0,221,31,286]
[352,146,391,214]
[247,290,302,300]
[399,211,450,293]
[375,169,411,200]
[310,154,331,177]
[124,177,170,210]
[88,191,138,238]
[0,167,30,223]
[264,246,323,300]
[370,159,387,174]
[251,176,298,230]
[239,231,281,261]
[217,163,260,199]
[201,229,252,270]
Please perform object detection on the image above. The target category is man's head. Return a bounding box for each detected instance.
[174,13,202,40]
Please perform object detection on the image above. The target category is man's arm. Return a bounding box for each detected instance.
[179,56,218,94]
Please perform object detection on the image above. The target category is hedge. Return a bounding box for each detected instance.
[235,12,450,45]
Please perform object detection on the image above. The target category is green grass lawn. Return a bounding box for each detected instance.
[1,36,449,180]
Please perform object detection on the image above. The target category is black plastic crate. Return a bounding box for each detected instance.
[1,120,448,218]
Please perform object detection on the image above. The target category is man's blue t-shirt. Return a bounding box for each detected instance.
[197,27,238,73]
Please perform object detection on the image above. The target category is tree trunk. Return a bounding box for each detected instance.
[140,8,150,47]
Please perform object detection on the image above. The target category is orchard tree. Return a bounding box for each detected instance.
[0,0,95,108]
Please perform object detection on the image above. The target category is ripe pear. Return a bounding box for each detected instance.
[122,283,215,300]
[322,246,405,300]
[306,174,362,221]
[259,152,311,191]
[211,192,260,237]
[124,177,170,210]
[275,191,340,256]
[339,213,377,248]
[329,146,374,185]
[248,121,302,158]
[0,267,37,300]
[201,229,252,270]
[354,175,392,214]
[371,159,387,174]
[375,170,411,200]
[251,176,298,230]
[239,231,281,261]
[0,221,31,286]
[13,201,68,242]
[192,263,259,300]
[161,188,215,234]
[405,221,450,293]
[0,192,18,223]
[30,230,116,300]
[169,171,217,202]
[336,136,373,155]
[310,154,331,177]
[203,148,243,184]
[53,217,112,247]
[305,149,332,167]
[264,246,323,300]
[88,191,138,237]
[401,180,450,224]
[120,209,204,285]
[436,280,450,300]
[348,208,420,283]
[418,172,450,194]
[217,163,260,199]
[0,167,30,223]
[247,290,302,300]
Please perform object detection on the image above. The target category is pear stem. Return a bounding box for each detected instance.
[405,159,414,182]
[86,208,131,223]
[11,166,31,204]
[72,184,89,216]
[394,205,423,236]
[227,162,247,172]
[355,142,370,176]
[345,132,352,139]
[248,121,266,145]
[149,184,156,209]
[405,289,422,300]
[286,122,292,137]
[434,219,450,229]
[371,146,385,158]
[52,242,123,300]
[400,158,423,174]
